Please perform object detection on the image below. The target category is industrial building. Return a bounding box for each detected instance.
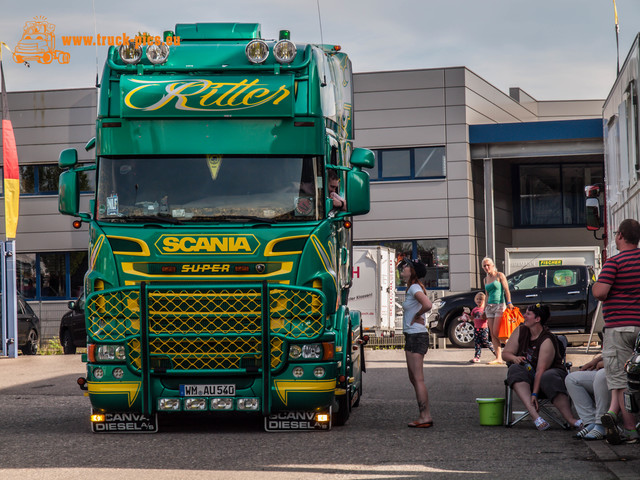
[0,67,604,339]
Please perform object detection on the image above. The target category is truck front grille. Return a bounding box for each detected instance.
[87,284,323,373]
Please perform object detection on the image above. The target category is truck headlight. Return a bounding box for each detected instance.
[289,344,302,359]
[289,342,334,361]
[302,344,322,359]
[96,344,126,362]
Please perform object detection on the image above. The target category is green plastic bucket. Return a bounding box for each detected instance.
[476,398,505,426]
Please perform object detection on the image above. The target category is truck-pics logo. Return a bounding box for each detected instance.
[13,16,69,65]
[12,16,180,65]
[156,234,260,255]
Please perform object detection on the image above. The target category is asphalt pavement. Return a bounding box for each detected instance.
[0,346,639,479]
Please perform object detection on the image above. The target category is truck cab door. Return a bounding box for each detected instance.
[540,266,587,331]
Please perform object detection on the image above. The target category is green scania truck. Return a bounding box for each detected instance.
[58,23,373,432]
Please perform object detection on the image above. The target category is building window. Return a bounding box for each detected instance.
[368,147,446,181]
[514,163,604,227]
[0,164,95,196]
[16,251,87,300]
[354,238,449,289]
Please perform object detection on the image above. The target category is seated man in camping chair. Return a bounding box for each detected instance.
[503,303,582,431]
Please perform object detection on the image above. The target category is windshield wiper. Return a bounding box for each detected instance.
[207,215,275,224]
[119,214,183,225]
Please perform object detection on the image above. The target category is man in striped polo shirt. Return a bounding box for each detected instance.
[593,218,640,444]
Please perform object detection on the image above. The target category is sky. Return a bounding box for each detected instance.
[0,0,639,100]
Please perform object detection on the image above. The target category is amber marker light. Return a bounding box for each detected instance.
[87,344,97,363]
[161,266,177,273]
[316,413,329,422]
[322,342,334,360]
[91,413,106,422]
[343,220,352,229]
[72,220,82,229]
[234,265,250,273]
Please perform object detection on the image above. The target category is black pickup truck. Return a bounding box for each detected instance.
[428,265,600,348]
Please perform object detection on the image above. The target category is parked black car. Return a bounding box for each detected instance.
[18,294,40,355]
[428,265,599,348]
[59,293,86,354]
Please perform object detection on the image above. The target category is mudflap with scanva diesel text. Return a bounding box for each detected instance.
[91,410,158,433]
[264,408,332,432]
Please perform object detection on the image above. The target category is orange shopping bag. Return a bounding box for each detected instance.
[498,306,524,341]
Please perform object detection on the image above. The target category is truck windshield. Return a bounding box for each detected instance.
[96,155,325,222]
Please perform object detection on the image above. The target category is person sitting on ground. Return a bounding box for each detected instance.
[565,352,612,440]
[502,303,582,431]
[327,170,346,211]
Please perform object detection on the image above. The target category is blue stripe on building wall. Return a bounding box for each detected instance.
[469,118,603,144]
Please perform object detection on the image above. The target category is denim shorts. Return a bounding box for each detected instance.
[404,332,429,355]
[485,303,505,319]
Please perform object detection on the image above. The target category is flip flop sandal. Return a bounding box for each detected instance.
[408,421,434,428]
[535,417,550,431]
[601,413,623,445]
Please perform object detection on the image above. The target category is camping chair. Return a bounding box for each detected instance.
[503,334,572,429]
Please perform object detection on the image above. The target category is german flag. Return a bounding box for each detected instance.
[1,59,19,239]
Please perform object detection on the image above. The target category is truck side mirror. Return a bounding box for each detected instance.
[345,169,370,216]
[350,148,375,169]
[59,169,80,216]
[585,198,601,231]
[59,148,79,168]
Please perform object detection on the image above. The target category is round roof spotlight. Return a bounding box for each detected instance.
[145,42,170,65]
[246,39,269,64]
[119,41,142,65]
[274,39,296,64]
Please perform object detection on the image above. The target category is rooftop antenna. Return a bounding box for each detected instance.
[316,0,327,86]
[613,0,620,75]
[92,0,99,87]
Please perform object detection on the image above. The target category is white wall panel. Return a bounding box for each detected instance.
[447,179,473,198]
[444,67,466,87]
[355,89,445,110]
[447,198,474,217]
[445,105,466,124]
[8,143,94,164]
[446,124,468,143]
[355,69,445,92]
[7,107,96,129]
[369,180,448,201]
[5,88,95,110]
[445,87,465,106]
[356,107,445,129]
[449,234,475,256]
[355,125,446,148]
[368,199,448,220]
[446,143,469,162]
[449,216,475,236]
[447,160,471,181]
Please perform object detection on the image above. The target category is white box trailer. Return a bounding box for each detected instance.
[349,246,396,334]
[504,246,602,275]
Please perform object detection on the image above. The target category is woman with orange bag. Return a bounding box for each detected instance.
[482,257,513,365]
